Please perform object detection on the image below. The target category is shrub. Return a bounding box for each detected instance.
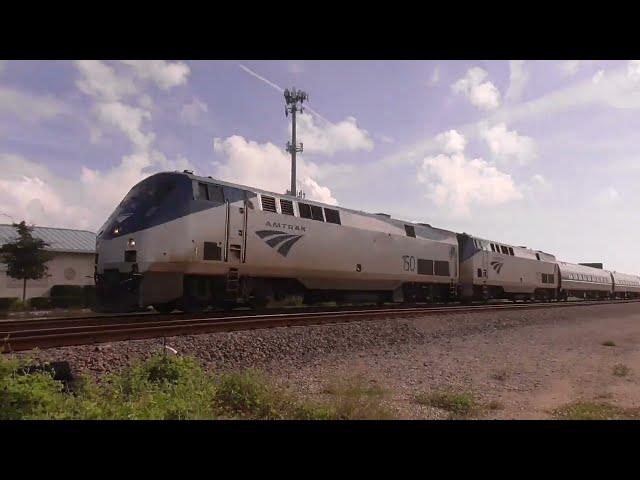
[50,285,84,298]
[29,297,52,310]
[50,296,85,309]
[83,285,96,308]
[0,297,19,311]
[602,340,616,347]
[0,355,72,420]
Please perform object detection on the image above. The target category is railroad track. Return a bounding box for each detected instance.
[2,299,639,353]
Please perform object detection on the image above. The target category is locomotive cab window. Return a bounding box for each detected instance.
[477,268,483,278]
[311,205,324,222]
[405,225,416,238]
[324,208,341,225]
[298,203,312,219]
[508,247,514,256]
[490,244,496,252]
[501,246,509,255]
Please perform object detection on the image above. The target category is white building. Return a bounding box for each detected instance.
[0,225,96,300]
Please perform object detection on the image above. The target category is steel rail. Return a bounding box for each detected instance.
[2,299,639,353]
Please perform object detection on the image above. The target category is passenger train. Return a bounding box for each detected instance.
[94,171,640,312]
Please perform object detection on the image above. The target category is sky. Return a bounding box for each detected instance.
[1,59,639,273]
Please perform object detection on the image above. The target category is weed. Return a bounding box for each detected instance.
[601,340,616,347]
[321,375,394,420]
[416,390,479,418]
[552,401,640,420]
[613,364,630,377]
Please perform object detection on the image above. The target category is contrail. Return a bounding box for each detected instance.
[237,63,332,124]
[238,64,284,93]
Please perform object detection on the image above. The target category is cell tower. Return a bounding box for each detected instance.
[284,87,308,197]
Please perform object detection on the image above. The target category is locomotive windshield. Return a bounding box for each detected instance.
[98,172,193,239]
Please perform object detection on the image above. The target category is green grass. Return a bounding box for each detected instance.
[601,340,616,347]
[321,375,394,420]
[415,390,479,418]
[552,401,640,420]
[0,353,394,420]
[613,364,630,377]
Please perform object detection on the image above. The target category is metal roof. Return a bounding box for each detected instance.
[0,224,96,254]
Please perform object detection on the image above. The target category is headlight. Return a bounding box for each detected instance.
[128,238,136,248]
[113,226,120,235]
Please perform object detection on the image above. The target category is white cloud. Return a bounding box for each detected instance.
[505,60,528,102]
[75,60,138,101]
[480,122,537,165]
[212,135,337,204]
[288,62,304,74]
[436,129,466,154]
[0,150,195,232]
[180,97,209,125]
[417,152,522,216]
[121,60,190,90]
[429,66,440,86]
[380,135,395,144]
[559,60,582,77]
[596,186,620,205]
[0,85,65,123]
[452,67,501,110]
[627,60,640,82]
[295,113,374,156]
[95,102,154,151]
[530,174,551,191]
[592,69,604,84]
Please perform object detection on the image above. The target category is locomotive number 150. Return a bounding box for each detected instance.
[402,255,416,272]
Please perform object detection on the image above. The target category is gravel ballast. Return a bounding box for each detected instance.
[9,302,640,419]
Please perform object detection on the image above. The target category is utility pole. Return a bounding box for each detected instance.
[284,87,308,197]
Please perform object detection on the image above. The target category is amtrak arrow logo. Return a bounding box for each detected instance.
[255,230,304,257]
[490,261,504,274]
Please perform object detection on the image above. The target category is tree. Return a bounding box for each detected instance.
[0,221,54,302]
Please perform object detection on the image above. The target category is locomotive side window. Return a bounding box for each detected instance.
[324,208,341,224]
[417,259,434,275]
[434,260,450,276]
[198,182,209,200]
[310,205,324,221]
[298,203,312,219]
[261,195,277,213]
[405,225,416,238]
[500,246,509,255]
[549,274,554,283]
[536,253,540,260]
[280,199,295,216]
[490,244,496,252]
[508,247,514,256]
[477,268,483,278]
[203,242,222,261]
[208,184,225,204]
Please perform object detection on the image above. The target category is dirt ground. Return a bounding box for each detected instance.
[271,303,640,419]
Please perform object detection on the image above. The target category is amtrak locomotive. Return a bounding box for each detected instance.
[94,171,640,312]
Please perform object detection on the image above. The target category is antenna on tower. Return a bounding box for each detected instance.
[284,87,307,197]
